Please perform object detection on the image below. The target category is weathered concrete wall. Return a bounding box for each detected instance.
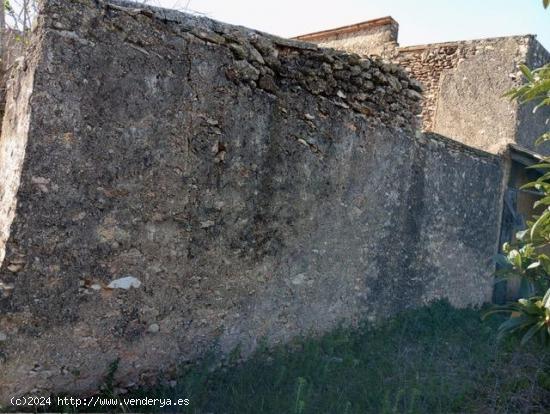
[0,0,503,402]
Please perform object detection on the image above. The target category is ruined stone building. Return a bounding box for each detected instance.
[296,17,550,302]
[0,0,548,403]
[296,17,550,153]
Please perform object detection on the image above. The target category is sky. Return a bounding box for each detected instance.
[152,0,550,50]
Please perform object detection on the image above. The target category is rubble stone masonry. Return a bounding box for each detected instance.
[297,22,550,154]
[0,0,503,402]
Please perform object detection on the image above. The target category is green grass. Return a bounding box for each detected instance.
[52,301,550,414]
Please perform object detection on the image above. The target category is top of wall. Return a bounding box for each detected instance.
[293,17,540,57]
[294,17,398,43]
[292,17,399,57]
[37,0,420,132]
[101,0,320,50]
[397,34,537,54]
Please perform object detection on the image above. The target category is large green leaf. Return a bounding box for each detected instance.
[487,57,550,347]
[521,320,546,345]
[530,210,550,241]
[519,64,535,82]
[535,132,550,146]
[497,315,535,341]
[534,196,550,209]
[526,162,550,170]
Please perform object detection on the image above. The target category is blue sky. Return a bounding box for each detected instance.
[155,0,550,50]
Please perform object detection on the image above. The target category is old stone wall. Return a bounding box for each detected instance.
[398,37,536,153]
[393,37,531,143]
[1,30,26,73]
[0,30,27,133]
[0,0,503,402]
[515,36,550,152]
[297,23,550,155]
[295,18,399,57]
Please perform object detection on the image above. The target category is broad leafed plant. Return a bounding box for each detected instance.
[485,62,550,345]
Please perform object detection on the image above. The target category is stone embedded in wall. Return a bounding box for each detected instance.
[0,0,503,403]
